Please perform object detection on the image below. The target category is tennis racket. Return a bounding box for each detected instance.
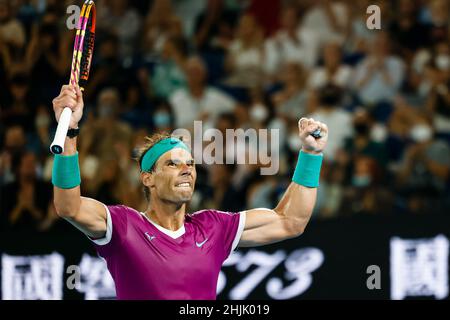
[50,0,96,154]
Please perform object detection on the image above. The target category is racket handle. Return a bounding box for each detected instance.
[50,107,72,154]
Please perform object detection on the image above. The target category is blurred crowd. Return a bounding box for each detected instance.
[1,0,449,233]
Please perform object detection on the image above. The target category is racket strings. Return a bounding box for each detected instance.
[79,14,95,86]
[70,2,95,87]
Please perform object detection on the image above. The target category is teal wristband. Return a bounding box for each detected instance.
[52,152,81,189]
[292,150,323,188]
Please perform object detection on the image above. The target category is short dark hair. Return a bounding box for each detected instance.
[319,83,343,107]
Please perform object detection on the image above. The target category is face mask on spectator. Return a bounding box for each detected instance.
[287,133,302,152]
[249,104,268,123]
[409,124,433,142]
[419,81,432,96]
[435,54,450,71]
[370,124,388,143]
[153,112,171,128]
[81,155,99,180]
[412,50,431,74]
[352,175,371,188]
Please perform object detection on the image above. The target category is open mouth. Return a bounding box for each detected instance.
[175,182,191,188]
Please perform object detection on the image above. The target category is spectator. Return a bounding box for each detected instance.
[169,56,235,129]
[0,125,27,185]
[0,0,26,75]
[142,0,182,59]
[148,36,188,99]
[118,82,153,129]
[80,87,133,161]
[172,0,207,39]
[341,155,393,215]
[1,152,52,232]
[152,100,175,133]
[342,109,389,168]
[246,0,282,37]
[247,87,271,130]
[265,5,320,74]
[396,118,450,194]
[0,0,25,47]
[424,42,450,134]
[353,32,405,114]
[315,161,345,219]
[247,175,277,209]
[387,97,423,161]
[301,0,350,46]
[422,0,449,46]
[84,34,128,100]
[193,0,237,53]
[427,80,450,135]
[97,0,142,60]
[1,73,34,130]
[388,0,430,58]
[34,104,52,155]
[210,112,246,166]
[26,16,71,104]
[224,14,266,88]
[308,84,353,161]
[205,164,244,212]
[411,41,449,98]
[272,62,309,121]
[308,42,353,90]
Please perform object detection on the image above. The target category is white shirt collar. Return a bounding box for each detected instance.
[139,212,185,239]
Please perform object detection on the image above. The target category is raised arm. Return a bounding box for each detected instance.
[239,118,328,247]
[52,85,107,238]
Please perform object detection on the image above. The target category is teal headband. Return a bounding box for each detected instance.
[141,137,190,172]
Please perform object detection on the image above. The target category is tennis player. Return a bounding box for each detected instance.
[52,84,328,299]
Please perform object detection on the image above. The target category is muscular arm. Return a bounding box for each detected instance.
[239,183,316,247]
[238,118,327,247]
[52,86,107,239]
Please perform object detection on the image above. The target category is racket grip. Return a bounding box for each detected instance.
[50,107,72,154]
[311,129,322,139]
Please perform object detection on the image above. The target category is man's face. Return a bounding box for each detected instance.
[281,8,297,30]
[324,43,341,67]
[19,153,36,181]
[373,33,390,56]
[186,58,206,87]
[144,148,196,205]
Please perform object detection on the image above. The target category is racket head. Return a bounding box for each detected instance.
[78,0,96,88]
[69,2,86,85]
[70,0,96,88]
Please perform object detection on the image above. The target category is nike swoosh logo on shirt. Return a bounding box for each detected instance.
[196,238,208,247]
[145,232,156,241]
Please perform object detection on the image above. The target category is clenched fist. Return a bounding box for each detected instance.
[298,117,328,154]
[52,85,84,129]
